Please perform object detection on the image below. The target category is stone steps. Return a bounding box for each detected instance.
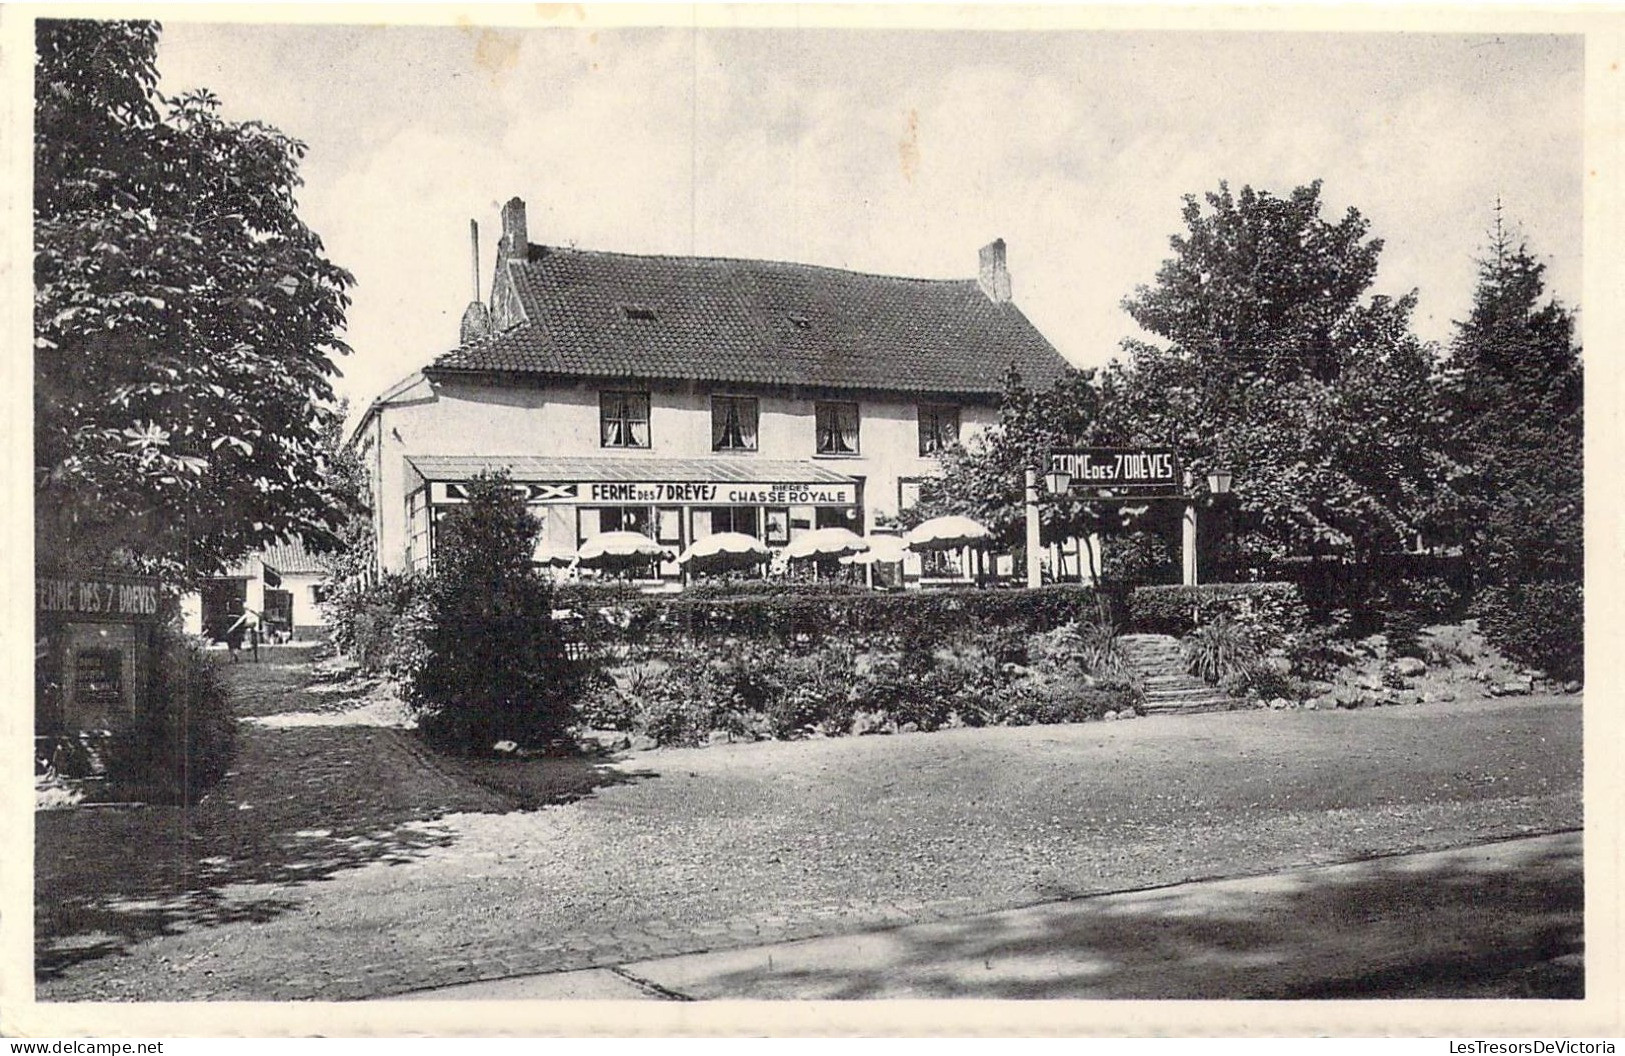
[1117,633,1236,715]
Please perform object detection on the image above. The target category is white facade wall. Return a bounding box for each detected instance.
[369,373,998,573]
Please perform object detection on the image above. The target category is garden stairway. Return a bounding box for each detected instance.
[1117,634,1236,715]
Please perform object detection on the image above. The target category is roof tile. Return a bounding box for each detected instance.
[430,246,1072,395]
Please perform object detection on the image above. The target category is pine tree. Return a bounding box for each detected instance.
[1441,220,1582,677]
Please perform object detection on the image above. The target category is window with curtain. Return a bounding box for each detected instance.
[815,401,860,455]
[917,404,961,455]
[711,395,759,451]
[600,390,651,448]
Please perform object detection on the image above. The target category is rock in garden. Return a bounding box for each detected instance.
[899,722,920,734]
[1269,698,1290,710]
[1392,690,1421,706]
[630,734,658,751]
[1564,680,1582,694]
[1303,699,1319,710]
[1103,710,1119,721]
[707,730,733,745]
[1393,657,1428,677]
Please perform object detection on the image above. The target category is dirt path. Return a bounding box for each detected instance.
[35,654,1581,1001]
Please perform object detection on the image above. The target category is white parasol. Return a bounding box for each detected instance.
[903,515,995,552]
[532,539,577,567]
[782,526,871,562]
[575,531,672,570]
[677,532,772,572]
[838,534,910,565]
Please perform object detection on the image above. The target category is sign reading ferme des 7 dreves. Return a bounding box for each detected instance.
[36,571,162,622]
[1049,448,1180,491]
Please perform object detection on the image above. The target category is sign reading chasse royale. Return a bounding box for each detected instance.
[431,480,860,507]
[1049,447,1180,490]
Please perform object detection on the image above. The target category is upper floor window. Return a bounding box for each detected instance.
[711,395,759,452]
[600,390,650,448]
[918,404,961,455]
[815,401,860,456]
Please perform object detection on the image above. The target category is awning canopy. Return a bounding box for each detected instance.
[409,455,860,507]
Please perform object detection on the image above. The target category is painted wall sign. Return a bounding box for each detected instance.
[431,480,858,507]
[1049,448,1180,491]
[36,571,162,622]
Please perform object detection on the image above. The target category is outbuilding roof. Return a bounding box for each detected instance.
[224,538,335,578]
[427,245,1072,396]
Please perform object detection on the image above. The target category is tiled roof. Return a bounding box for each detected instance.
[428,246,1072,395]
[407,455,857,484]
[225,538,334,577]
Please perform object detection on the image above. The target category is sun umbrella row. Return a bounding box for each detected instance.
[538,515,996,573]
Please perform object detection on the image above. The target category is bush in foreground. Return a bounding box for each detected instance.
[1474,581,1583,683]
[103,623,237,804]
[406,473,582,753]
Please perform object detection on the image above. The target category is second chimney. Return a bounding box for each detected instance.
[978,238,1011,304]
[499,196,529,260]
[459,218,491,344]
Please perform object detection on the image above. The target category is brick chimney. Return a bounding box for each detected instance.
[499,196,529,260]
[978,239,1011,304]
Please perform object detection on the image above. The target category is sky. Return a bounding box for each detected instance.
[153,17,1584,422]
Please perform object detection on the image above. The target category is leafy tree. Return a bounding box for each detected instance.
[34,19,354,587]
[1439,223,1582,678]
[407,473,581,753]
[315,398,374,582]
[907,368,1153,585]
[1101,181,1448,566]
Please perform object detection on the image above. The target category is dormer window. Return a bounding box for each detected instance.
[620,303,658,321]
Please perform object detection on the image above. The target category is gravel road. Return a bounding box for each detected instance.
[36,654,1581,1001]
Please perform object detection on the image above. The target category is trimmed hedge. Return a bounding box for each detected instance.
[1128,582,1308,646]
[567,584,1106,647]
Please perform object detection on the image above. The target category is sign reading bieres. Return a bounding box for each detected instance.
[432,480,858,507]
[1049,448,1180,491]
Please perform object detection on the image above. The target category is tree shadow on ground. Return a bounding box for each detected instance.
[38,662,657,981]
[676,838,1582,1000]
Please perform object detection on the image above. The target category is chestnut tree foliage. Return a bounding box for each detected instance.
[1100,181,1449,566]
[35,19,354,586]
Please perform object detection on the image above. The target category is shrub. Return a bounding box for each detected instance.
[323,570,430,679]
[998,674,1138,725]
[103,624,236,804]
[1285,620,1359,681]
[1383,608,1426,660]
[1129,582,1308,647]
[770,644,858,738]
[1183,616,1259,684]
[407,473,584,754]
[1389,573,1470,624]
[1028,618,1130,680]
[1222,656,1300,698]
[1474,581,1583,682]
